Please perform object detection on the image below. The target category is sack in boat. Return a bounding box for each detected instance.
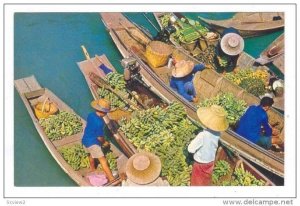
[34,98,58,119]
[145,41,173,68]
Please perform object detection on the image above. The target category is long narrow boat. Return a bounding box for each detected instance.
[154,12,284,111]
[77,52,275,186]
[100,12,284,179]
[197,12,284,38]
[14,75,126,186]
[256,33,284,75]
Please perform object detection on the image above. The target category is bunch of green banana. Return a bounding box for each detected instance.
[194,45,217,69]
[105,72,127,92]
[39,111,83,141]
[212,160,232,184]
[97,87,127,110]
[159,13,172,28]
[119,102,199,186]
[218,56,229,67]
[97,151,118,171]
[199,92,247,126]
[231,165,266,186]
[59,144,90,171]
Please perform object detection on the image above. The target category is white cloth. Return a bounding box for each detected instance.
[188,129,220,163]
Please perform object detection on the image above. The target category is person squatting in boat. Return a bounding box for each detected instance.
[215,27,244,73]
[235,96,282,150]
[169,59,205,103]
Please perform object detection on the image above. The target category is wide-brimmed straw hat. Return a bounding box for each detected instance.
[125,152,161,185]
[91,99,111,113]
[197,105,229,132]
[220,33,244,56]
[172,60,194,78]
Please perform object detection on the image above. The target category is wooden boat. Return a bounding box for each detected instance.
[14,75,127,186]
[256,33,284,74]
[154,12,284,112]
[100,12,285,179]
[77,51,275,186]
[198,12,284,38]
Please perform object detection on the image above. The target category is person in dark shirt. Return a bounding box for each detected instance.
[236,97,277,149]
[82,99,115,182]
[215,27,244,73]
[170,60,205,102]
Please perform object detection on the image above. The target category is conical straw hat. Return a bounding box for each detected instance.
[220,33,244,56]
[196,105,229,132]
[91,99,111,113]
[125,152,161,185]
[172,60,195,78]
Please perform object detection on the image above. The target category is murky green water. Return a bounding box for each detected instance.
[14,12,283,186]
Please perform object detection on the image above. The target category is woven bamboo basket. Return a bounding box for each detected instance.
[145,41,173,68]
[34,98,58,119]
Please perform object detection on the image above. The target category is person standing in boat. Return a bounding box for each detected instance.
[170,60,205,102]
[188,105,229,186]
[82,98,115,182]
[215,27,244,73]
[235,96,281,150]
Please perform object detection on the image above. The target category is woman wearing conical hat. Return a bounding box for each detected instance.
[170,60,206,102]
[82,99,115,182]
[214,27,244,73]
[188,105,229,186]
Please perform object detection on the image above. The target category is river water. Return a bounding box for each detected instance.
[14,12,283,186]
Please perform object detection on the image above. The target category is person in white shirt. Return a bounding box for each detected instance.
[188,105,229,186]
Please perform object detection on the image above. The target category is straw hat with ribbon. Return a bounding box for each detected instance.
[197,105,229,132]
[220,33,244,56]
[91,99,111,113]
[172,60,195,78]
[125,151,161,185]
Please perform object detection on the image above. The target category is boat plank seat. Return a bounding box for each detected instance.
[273,55,284,73]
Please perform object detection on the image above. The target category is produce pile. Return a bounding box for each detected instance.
[194,45,217,69]
[97,151,118,172]
[119,102,200,186]
[212,160,266,186]
[159,13,172,28]
[97,72,137,110]
[39,111,83,141]
[212,160,232,185]
[198,92,247,126]
[59,144,90,171]
[225,68,269,97]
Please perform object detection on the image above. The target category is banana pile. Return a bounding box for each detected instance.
[39,111,83,141]
[159,13,172,28]
[97,72,136,110]
[212,160,232,185]
[199,92,247,126]
[119,102,199,186]
[59,144,90,171]
[225,68,268,97]
[97,151,118,172]
[231,164,266,186]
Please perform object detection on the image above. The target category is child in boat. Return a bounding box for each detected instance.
[170,60,205,102]
[235,96,282,149]
[82,99,115,182]
[215,27,244,73]
[121,151,169,186]
[188,105,229,186]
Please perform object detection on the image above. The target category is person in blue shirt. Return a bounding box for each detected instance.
[82,98,115,182]
[236,97,276,150]
[188,105,229,186]
[215,27,244,73]
[170,60,205,102]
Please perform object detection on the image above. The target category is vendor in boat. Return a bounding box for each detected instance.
[215,27,244,73]
[121,152,169,186]
[82,98,115,182]
[235,96,281,150]
[170,60,205,102]
[95,55,113,75]
[188,105,229,186]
